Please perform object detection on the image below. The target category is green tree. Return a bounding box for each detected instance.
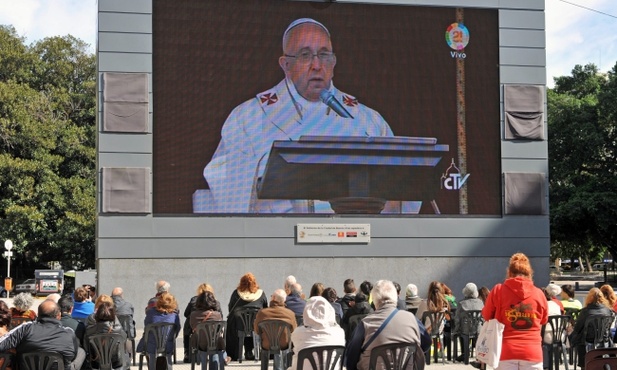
[0,26,95,272]
[548,63,617,266]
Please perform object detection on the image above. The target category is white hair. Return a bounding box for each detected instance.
[156,281,170,293]
[371,280,397,309]
[284,275,296,290]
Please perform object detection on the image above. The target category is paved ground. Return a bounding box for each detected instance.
[164,354,480,370]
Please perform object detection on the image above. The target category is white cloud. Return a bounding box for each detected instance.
[546,0,617,86]
[0,0,97,51]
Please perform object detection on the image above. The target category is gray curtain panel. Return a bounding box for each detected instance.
[103,73,149,132]
[504,85,545,140]
[102,167,151,213]
[504,172,547,215]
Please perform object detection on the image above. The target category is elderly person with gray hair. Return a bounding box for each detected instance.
[546,283,564,313]
[146,280,170,312]
[405,284,422,313]
[11,292,37,320]
[345,280,426,370]
[452,283,484,362]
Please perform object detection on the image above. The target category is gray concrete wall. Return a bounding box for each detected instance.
[97,0,549,331]
[99,256,550,331]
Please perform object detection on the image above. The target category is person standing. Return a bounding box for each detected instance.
[480,253,548,370]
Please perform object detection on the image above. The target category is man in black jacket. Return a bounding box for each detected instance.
[0,300,85,370]
[58,295,85,347]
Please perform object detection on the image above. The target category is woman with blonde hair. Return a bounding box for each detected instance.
[225,272,268,361]
[182,283,222,362]
[480,252,548,370]
[569,288,613,369]
[137,292,181,370]
[85,294,116,326]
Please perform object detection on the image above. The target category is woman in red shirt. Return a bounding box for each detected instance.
[481,253,549,370]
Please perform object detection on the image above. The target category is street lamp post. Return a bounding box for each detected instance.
[4,240,13,298]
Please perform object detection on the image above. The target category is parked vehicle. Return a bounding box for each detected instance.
[14,279,36,294]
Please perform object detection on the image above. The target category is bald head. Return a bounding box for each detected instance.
[38,300,61,319]
[45,293,61,303]
[112,287,123,297]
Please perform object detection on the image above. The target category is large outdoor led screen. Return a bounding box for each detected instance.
[152,0,501,215]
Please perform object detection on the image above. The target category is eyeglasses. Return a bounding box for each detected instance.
[285,51,336,64]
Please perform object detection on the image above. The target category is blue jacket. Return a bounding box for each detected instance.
[71,300,95,319]
[285,294,306,316]
[137,307,181,354]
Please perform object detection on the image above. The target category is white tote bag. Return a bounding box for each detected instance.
[476,318,505,368]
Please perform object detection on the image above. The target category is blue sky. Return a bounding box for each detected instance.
[0,0,615,88]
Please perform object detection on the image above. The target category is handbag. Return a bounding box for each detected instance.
[475,318,504,368]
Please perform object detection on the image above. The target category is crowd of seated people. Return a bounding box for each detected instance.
[6,260,615,370]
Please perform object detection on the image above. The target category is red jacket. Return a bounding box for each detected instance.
[482,277,548,363]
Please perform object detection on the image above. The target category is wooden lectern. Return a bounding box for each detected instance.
[257,136,449,214]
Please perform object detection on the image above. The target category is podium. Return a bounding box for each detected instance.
[257,136,450,214]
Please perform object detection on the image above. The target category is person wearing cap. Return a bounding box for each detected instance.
[290,296,345,370]
[452,282,484,362]
[203,18,393,213]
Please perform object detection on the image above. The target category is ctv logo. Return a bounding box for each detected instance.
[441,159,470,190]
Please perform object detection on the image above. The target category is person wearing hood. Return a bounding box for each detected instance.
[290,296,345,370]
[345,280,425,370]
[480,253,548,370]
[84,299,129,369]
[253,289,297,370]
[226,272,268,361]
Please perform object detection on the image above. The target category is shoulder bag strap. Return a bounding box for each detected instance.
[361,309,399,352]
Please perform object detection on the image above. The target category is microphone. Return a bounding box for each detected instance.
[320,89,354,119]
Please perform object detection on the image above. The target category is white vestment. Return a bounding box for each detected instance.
[203,79,393,213]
